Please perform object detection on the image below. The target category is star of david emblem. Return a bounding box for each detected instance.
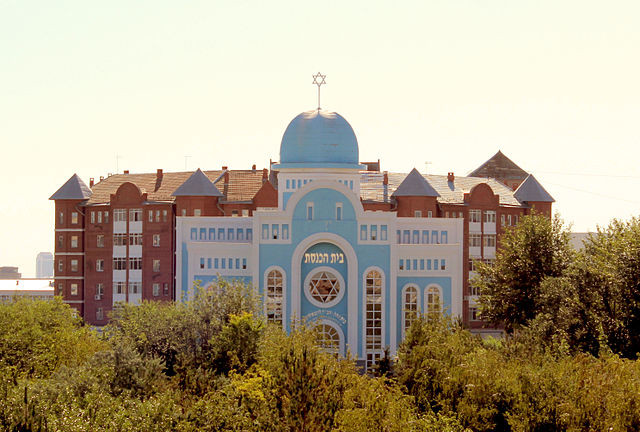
[312,72,326,87]
[309,271,340,303]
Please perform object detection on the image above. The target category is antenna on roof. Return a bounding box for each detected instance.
[424,161,432,174]
[312,72,326,110]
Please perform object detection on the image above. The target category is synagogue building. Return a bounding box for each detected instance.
[51,99,554,367]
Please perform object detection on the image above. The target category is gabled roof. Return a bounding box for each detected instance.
[468,150,528,180]
[172,168,223,197]
[391,168,440,197]
[514,174,554,203]
[49,174,92,200]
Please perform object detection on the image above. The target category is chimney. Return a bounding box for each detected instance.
[100,176,104,181]
[383,171,388,185]
[157,168,163,179]
[89,178,94,188]
[224,170,230,185]
[262,168,268,183]
[252,164,256,172]
[222,166,228,170]
[447,172,455,182]
[124,170,129,175]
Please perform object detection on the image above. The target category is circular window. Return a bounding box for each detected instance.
[315,323,341,356]
[303,266,346,308]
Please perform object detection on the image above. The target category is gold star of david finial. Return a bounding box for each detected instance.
[312,72,326,110]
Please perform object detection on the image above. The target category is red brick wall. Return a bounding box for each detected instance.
[395,196,438,217]
[54,200,85,317]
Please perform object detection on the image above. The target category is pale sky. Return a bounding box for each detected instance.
[1,0,639,276]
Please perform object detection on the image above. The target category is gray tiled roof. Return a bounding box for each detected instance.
[172,168,223,197]
[391,168,440,197]
[514,174,555,203]
[361,171,525,207]
[468,150,528,180]
[49,174,92,200]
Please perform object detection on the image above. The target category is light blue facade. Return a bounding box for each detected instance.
[175,109,463,366]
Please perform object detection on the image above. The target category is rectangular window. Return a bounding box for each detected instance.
[403,230,410,244]
[114,209,126,222]
[228,228,234,241]
[483,234,496,247]
[469,233,482,247]
[113,282,126,294]
[470,307,480,321]
[113,257,127,270]
[153,259,161,272]
[71,212,78,224]
[360,225,367,241]
[336,203,342,220]
[247,229,253,242]
[445,211,449,218]
[70,235,78,248]
[272,224,279,240]
[221,258,226,269]
[113,233,127,246]
[514,215,519,225]
[70,260,78,272]
[484,210,496,223]
[414,210,422,218]
[163,283,169,294]
[104,211,109,223]
[399,259,404,270]
[194,209,201,217]
[412,230,419,244]
[208,228,216,241]
[235,258,240,269]
[96,259,104,272]
[262,224,269,240]
[58,260,63,272]
[413,259,418,270]
[200,258,205,269]
[433,259,439,270]
[441,259,446,270]
[58,235,64,248]
[242,209,249,217]
[71,283,78,295]
[57,283,64,296]
[420,259,425,270]
[469,259,476,272]
[214,258,219,269]
[406,260,411,270]
[129,257,142,270]
[59,212,64,224]
[200,228,207,240]
[96,283,104,299]
[153,283,160,297]
[190,228,197,240]
[148,211,154,222]
[129,208,142,222]
[427,210,433,218]
[282,224,289,240]
[153,234,160,247]
[97,211,103,223]
[129,282,141,294]
[427,260,432,270]
[307,203,313,220]
[431,230,438,244]
[469,209,481,223]
[501,214,506,225]
[155,210,160,222]
[242,258,247,270]
[97,234,104,248]
[237,228,244,241]
[422,230,429,244]
[162,210,168,222]
[381,225,388,241]
[440,231,448,244]
[371,225,377,241]
[182,209,186,216]
[397,230,401,244]
[218,228,225,241]
[286,179,291,189]
[91,212,95,224]
[207,258,212,269]
[129,233,143,246]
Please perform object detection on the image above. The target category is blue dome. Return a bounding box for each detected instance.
[278,110,361,169]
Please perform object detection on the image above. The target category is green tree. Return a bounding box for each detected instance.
[475,214,573,331]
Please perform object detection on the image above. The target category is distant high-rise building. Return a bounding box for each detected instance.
[36,252,54,278]
[0,267,21,279]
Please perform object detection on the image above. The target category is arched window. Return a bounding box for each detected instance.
[315,322,341,356]
[266,269,283,325]
[403,285,419,335]
[365,270,383,369]
[425,285,442,318]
